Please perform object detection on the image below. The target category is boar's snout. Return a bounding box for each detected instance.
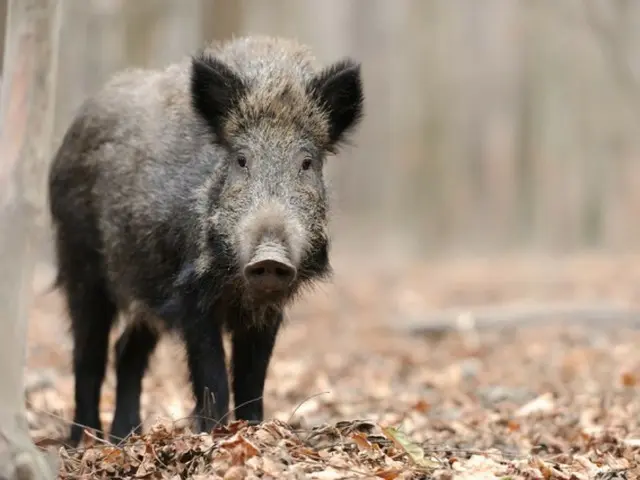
[243,243,297,300]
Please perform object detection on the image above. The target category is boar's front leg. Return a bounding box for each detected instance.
[230,309,283,424]
[182,307,230,433]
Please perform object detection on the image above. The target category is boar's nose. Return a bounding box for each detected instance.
[243,258,297,294]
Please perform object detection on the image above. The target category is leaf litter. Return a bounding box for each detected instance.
[24,254,640,478]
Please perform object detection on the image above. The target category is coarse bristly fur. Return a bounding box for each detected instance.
[48,35,364,446]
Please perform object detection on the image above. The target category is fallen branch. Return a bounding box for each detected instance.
[391,302,640,334]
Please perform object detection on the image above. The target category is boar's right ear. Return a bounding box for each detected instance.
[191,54,246,143]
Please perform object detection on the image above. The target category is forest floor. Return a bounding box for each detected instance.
[24,252,640,479]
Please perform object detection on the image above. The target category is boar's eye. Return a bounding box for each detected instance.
[236,153,247,168]
[301,157,312,171]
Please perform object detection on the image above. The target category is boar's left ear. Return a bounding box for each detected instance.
[191,53,247,143]
[308,59,364,148]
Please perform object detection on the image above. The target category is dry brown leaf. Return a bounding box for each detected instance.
[101,446,124,465]
[253,427,277,445]
[412,399,431,413]
[621,372,637,387]
[291,446,322,460]
[134,460,155,478]
[533,457,572,480]
[506,419,521,432]
[573,454,600,476]
[351,432,374,451]
[374,467,403,480]
[220,434,261,466]
[212,420,249,438]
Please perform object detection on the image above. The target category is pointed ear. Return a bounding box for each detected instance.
[308,59,364,148]
[190,54,247,142]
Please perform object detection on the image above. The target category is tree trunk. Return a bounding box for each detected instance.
[200,0,243,44]
[0,0,62,478]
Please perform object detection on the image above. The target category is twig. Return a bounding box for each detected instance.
[287,391,331,424]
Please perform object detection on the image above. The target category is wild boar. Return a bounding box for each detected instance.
[48,35,364,445]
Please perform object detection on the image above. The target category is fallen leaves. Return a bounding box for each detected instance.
[56,420,449,478]
[24,254,640,479]
[218,431,260,466]
[57,415,639,479]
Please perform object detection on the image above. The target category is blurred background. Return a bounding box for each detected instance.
[4,0,640,265]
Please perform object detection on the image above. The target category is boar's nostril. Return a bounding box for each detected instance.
[252,266,266,276]
[275,266,291,277]
[243,258,297,294]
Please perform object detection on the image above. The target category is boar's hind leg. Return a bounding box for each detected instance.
[63,269,117,446]
[231,309,283,424]
[110,321,159,443]
[182,311,229,434]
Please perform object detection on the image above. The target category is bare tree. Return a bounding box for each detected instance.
[584,0,640,111]
[0,0,62,478]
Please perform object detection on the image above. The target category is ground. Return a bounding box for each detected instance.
[24,253,640,479]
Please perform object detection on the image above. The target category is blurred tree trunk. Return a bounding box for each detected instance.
[514,0,539,247]
[200,0,243,43]
[343,0,392,248]
[0,0,7,75]
[582,0,638,247]
[123,0,160,67]
[124,0,201,69]
[585,0,640,111]
[54,0,125,143]
[0,0,61,477]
